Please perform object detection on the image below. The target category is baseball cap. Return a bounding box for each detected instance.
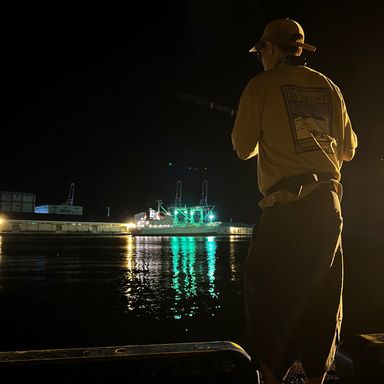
[249,18,317,53]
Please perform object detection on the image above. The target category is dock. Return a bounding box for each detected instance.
[0,216,130,235]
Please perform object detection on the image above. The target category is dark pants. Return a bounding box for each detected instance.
[244,186,343,379]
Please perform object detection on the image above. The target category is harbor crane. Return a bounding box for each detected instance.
[65,183,75,206]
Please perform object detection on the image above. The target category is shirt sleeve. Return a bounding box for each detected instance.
[341,97,358,161]
[231,78,263,160]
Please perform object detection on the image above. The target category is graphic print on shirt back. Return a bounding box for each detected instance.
[281,85,334,154]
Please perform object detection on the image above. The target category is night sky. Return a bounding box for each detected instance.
[3,1,384,230]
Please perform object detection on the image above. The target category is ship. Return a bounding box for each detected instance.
[129,201,222,236]
[129,180,253,237]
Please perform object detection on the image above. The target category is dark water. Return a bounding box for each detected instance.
[0,234,382,353]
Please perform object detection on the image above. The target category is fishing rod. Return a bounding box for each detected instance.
[178,93,236,117]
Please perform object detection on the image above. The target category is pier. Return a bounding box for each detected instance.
[0,217,130,235]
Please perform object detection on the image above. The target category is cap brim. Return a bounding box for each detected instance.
[249,40,263,53]
[249,41,317,53]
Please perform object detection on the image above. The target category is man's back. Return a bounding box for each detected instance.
[232,63,357,195]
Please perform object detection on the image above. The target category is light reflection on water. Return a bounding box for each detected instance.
[206,237,218,300]
[0,234,251,350]
[122,236,222,320]
[229,235,237,282]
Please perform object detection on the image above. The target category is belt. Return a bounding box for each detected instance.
[266,172,335,196]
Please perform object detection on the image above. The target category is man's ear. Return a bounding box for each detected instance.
[264,41,273,55]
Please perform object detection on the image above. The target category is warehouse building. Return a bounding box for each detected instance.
[34,204,83,215]
[0,191,36,213]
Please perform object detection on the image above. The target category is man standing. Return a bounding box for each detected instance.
[231,19,358,384]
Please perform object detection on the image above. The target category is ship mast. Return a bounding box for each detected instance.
[174,180,182,207]
[200,179,208,207]
[156,199,163,213]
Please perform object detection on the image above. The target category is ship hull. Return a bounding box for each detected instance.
[130,225,221,236]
